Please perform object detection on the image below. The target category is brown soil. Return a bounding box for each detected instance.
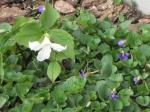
[0,0,149,24]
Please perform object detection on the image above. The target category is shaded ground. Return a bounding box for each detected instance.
[0,0,149,24]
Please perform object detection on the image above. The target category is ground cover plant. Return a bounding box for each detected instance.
[0,0,150,112]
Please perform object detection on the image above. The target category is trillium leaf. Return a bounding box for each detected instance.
[40,2,59,30]
[14,22,42,47]
[48,29,75,60]
[47,61,61,82]
[13,16,35,30]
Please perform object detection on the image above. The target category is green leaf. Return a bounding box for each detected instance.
[13,16,35,30]
[144,109,150,112]
[113,0,122,5]
[21,99,34,112]
[101,55,113,78]
[4,71,33,82]
[0,52,4,83]
[94,59,101,70]
[139,24,150,42]
[0,32,15,53]
[62,19,79,31]
[104,27,117,40]
[137,84,149,95]
[14,22,42,47]
[136,96,150,106]
[119,89,133,106]
[63,108,75,112]
[15,82,32,100]
[29,87,50,104]
[109,73,123,82]
[98,43,110,54]
[62,76,86,94]
[48,29,75,60]
[40,2,59,30]
[0,95,9,108]
[78,10,96,26]
[119,20,132,30]
[88,36,101,50]
[127,32,142,47]
[97,81,111,100]
[119,88,134,96]
[0,23,12,33]
[47,61,61,82]
[110,100,123,111]
[52,88,67,104]
[138,45,150,57]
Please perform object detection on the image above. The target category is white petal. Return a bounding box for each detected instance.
[29,41,41,51]
[37,46,51,61]
[50,43,66,52]
[41,37,51,47]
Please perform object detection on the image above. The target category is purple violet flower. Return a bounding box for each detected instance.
[117,40,126,47]
[133,76,140,84]
[109,91,118,100]
[80,70,85,77]
[37,5,45,13]
[118,52,129,60]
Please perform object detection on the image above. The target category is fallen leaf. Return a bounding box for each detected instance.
[0,5,27,18]
[66,0,78,6]
[54,0,75,14]
[82,0,94,7]
[0,0,15,5]
[138,17,150,23]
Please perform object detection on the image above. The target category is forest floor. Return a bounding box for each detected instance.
[0,0,150,24]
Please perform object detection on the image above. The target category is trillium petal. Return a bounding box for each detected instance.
[37,46,51,61]
[41,37,51,47]
[29,41,41,51]
[50,43,66,52]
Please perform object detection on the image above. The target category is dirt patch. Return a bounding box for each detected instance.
[0,5,27,23]
[0,0,149,24]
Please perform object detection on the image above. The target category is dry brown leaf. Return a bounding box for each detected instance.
[54,0,75,14]
[138,17,150,23]
[0,5,27,18]
[81,0,94,7]
[66,0,78,6]
[99,8,113,20]
[128,24,140,32]
[0,0,15,5]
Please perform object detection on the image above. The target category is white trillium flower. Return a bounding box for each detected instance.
[29,36,66,61]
